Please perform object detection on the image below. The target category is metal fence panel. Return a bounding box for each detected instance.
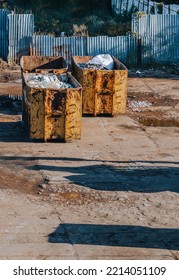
[1,9,178,66]
[32,35,87,64]
[132,14,179,64]
[0,9,10,60]
[87,35,137,65]
[8,13,34,63]
[112,0,179,15]
[31,34,137,66]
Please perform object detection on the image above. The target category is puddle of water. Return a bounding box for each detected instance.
[139,117,179,127]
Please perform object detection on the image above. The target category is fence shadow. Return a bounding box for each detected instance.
[48,223,179,250]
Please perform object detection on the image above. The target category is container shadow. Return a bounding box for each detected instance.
[0,121,28,142]
[0,156,178,165]
[0,95,22,116]
[0,155,178,193]
[36,163,179,193]
[48,223,179,250]
[0,95,27,142]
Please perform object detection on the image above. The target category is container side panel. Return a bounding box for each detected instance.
[30,89,45,139]
[113,70,128,115]
[72,56,128,116]
[82,70,96,114]
[44,90,66,140]
[65,89,82,141]
[95,70,114,115]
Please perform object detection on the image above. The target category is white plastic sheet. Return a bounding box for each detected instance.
[26,74,73,89]
[87,54,114,70]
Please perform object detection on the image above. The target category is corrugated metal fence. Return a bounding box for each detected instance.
[31,14,179,66]
[32,36,87,64]
[31,35,137,65]
[112,0,153,14]
[0,9,178,66]
[112,0,179,15]
[132,14,179,64]
[0,9,10,60]
[0,10,34,63]
[8,13,34,63]
[87,35,137,65]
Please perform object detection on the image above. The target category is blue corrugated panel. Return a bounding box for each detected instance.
[112,0,179,15]
[32,35,87,64]
[132,14,179,64]
[8,13,34,63]
[87,35,137,65]
[0,9,10,60]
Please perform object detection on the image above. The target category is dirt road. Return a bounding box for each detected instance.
[0,70,179,259]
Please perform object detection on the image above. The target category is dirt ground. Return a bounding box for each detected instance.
[0,65,179,260]
[0,66,179,198]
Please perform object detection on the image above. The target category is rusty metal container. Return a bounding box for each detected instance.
[22,72,82,142]
[20,55,68,124]
[71,56,128,116]
[20,55,68,74]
